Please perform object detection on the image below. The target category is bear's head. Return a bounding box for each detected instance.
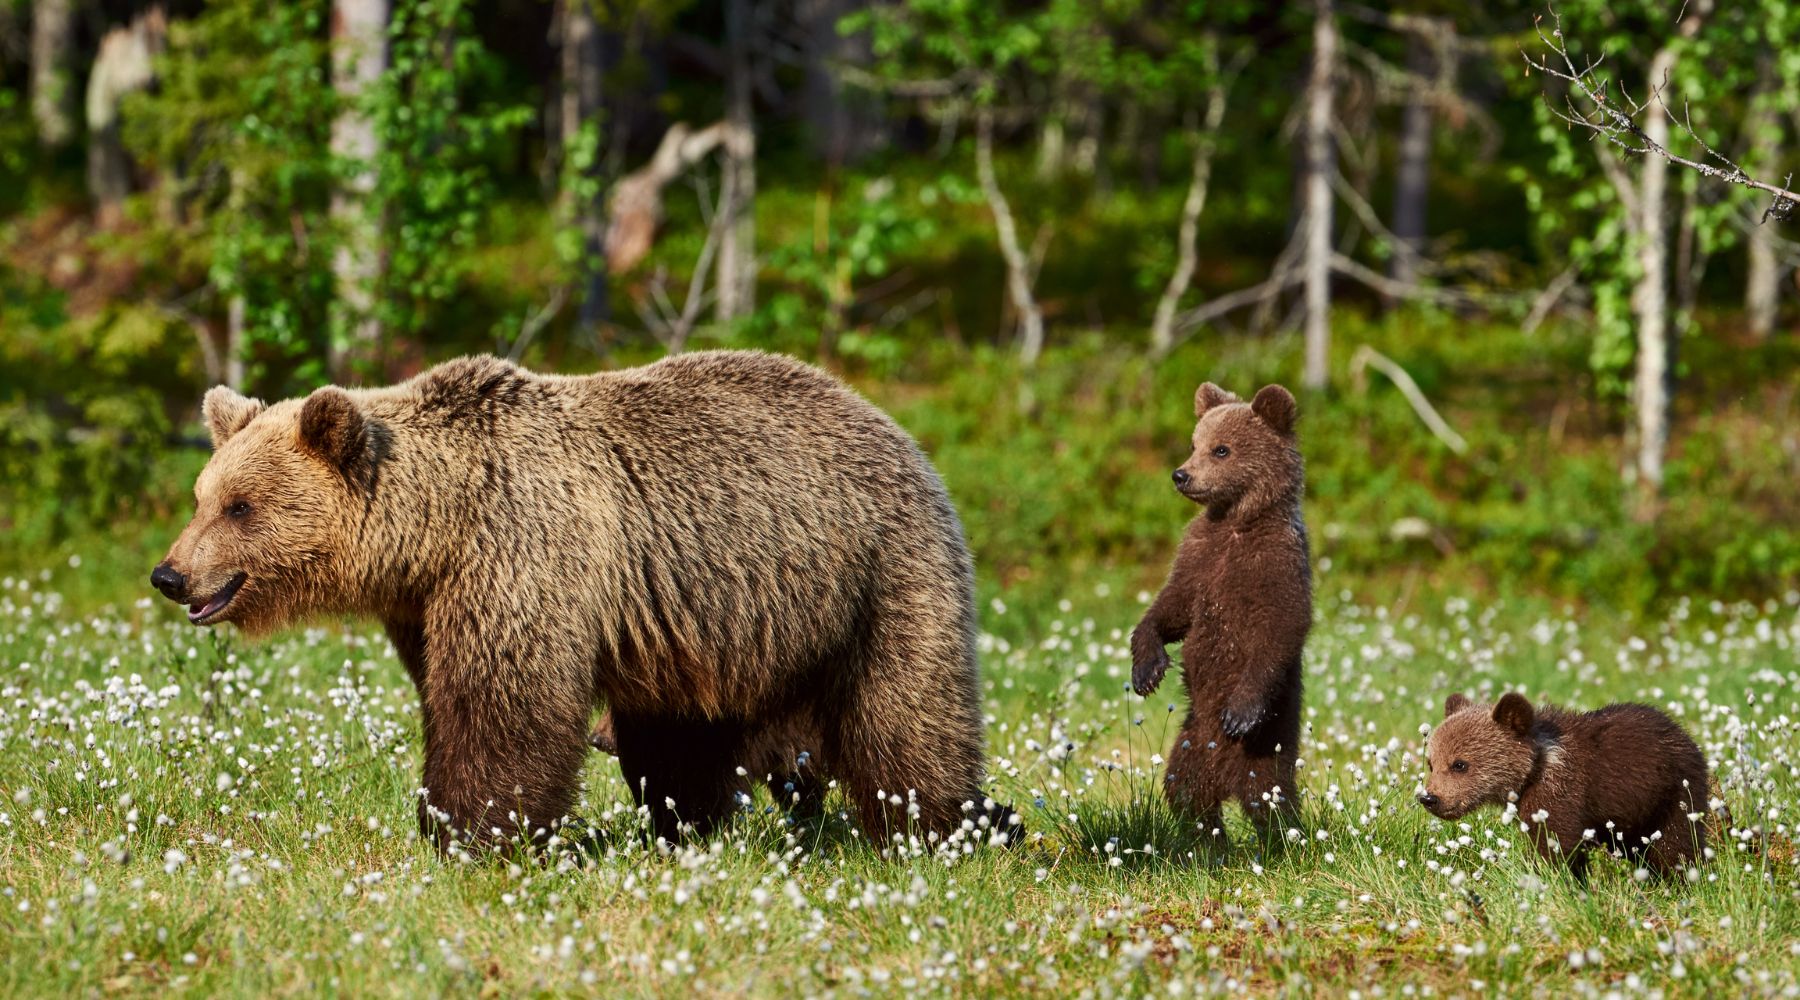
[1418,693,1538,820]
[1171,382,1301,518]
[151,384,377,634]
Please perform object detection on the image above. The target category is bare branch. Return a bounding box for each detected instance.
[1523,4,1798,218]
[1349,344,1469,454]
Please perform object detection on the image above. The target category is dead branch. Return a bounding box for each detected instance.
[1350,344,1468,454]
[605,120,751,274]
[975,106,1045,365]
[1523,3,1797,219]
[503,285,570,363]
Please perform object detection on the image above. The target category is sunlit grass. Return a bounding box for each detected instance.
[0,556,1797,996]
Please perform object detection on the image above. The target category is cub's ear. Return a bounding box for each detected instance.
[202,386,266,449]
[299,386,367,471]
[1444,693,1470,718]
[1195,382,1237,417]
[1251,384,1298,437]
[1492,692,1534,735]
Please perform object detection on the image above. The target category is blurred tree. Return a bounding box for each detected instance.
[557,0,608,335]
[1301,0,1337,390]
[29,0,76,147]
[85,7,165,228]
[714,0,755,322]
[328,0,390,379]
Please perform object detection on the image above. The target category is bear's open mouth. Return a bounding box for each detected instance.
[188,572,247,624]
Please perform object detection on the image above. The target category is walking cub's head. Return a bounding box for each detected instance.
[1418,692,1539,820]
[1171,382,1302,517]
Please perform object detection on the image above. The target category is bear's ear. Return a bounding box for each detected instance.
[299,386,367,471]
[1251,384,1298,437]
[202,386,266,449]
[1194,382,1236,417]
[1492,692,1534,735]
[1444,693,1470,718]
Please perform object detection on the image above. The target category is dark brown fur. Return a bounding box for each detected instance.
[154,352,993,848]
[1130,382,1311,845]
[1422,693,1711,879]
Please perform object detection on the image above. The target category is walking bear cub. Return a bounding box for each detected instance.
[1131,382,1311,845]
[1421,693,1711,878]
[151,352,998,850]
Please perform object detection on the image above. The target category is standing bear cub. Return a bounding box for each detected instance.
[1421,693,1711,879]
[151,352,997,849]
[1131,382,1311,845]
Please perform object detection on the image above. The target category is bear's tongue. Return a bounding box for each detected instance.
[188,573,246,622]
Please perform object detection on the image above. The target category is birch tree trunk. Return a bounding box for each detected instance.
[1631,44,1678,503]
[30,0,76,148]
[714,0,756,321]
[1301,0,1337,391]
[560,0,608,333]
[1745,79,1784,339]
[975,108,1044,366]
[329,0,389,380]
[1389,26,1434,289]
[1149,64,1228,358]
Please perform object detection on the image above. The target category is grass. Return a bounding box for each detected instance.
[0,544,1797,997]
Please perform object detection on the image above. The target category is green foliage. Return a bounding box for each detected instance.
[360,0,532,346]
[123,0,338,391]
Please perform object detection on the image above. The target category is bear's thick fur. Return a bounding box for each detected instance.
[1422,693,1711,879]
[154,352,992,847]
[1130,382,1311,847]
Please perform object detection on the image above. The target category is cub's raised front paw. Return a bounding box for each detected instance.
[1220,702,1266,739]
[1131,645,1171,697]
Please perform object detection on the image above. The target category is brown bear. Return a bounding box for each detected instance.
[1130,382,1310,847]
[150,351,996,849]
[1421,693,1711,879]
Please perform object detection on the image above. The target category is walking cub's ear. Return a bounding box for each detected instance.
[1444,693,1470,718]
[1492,692,1534,735]
[1251,384,1298,437]
[1195,382,1237,417]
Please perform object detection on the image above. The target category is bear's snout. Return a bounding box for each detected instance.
[1416,791,1442,813]
[150,562,187,602]
[1171,468,1191,488]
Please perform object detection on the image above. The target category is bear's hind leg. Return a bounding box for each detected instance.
[1164,719,1232,855]
[611,713,754,843]
[1644,802,1705,876]
[827,589,990,846]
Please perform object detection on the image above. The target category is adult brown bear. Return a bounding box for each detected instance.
[151,352,997,848]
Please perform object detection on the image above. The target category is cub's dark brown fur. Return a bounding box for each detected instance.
[1422,693,1711,878]
[1131,382,1311,845]
[154,352,994,848]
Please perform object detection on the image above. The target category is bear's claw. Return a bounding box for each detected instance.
[1131,647,1171,697]
[1220,704,1265,738]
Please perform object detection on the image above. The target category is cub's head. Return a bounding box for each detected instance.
[1171,382,1301,516]
[151,385,375,634]
[1418,692,1538,820]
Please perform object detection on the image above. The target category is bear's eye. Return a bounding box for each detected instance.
[225,500,252,520]
[1211,445,1231,459]
[1450,760,1468,773]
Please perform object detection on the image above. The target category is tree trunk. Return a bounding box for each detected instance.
[30,0,76,148]
[1301,0,1337,391]
[1389,26,1434,289]
[86,9,167,227]
[560,0,608,334]
[329,0,390,381]
[226,294,247,392]
[1631,45,1677,505]
[799,0,876,168]
[975,107,1044,366]
[1745,79,1784,339]
[714,0,756,322]
[1150,64,1228,358]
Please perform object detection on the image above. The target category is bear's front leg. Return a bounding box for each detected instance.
[415,619,594,851]
[1131,589,1189,696]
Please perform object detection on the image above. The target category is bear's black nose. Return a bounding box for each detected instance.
[1416,792,1439,809]
[1172,468,1191,487]
[150,563,187,601]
